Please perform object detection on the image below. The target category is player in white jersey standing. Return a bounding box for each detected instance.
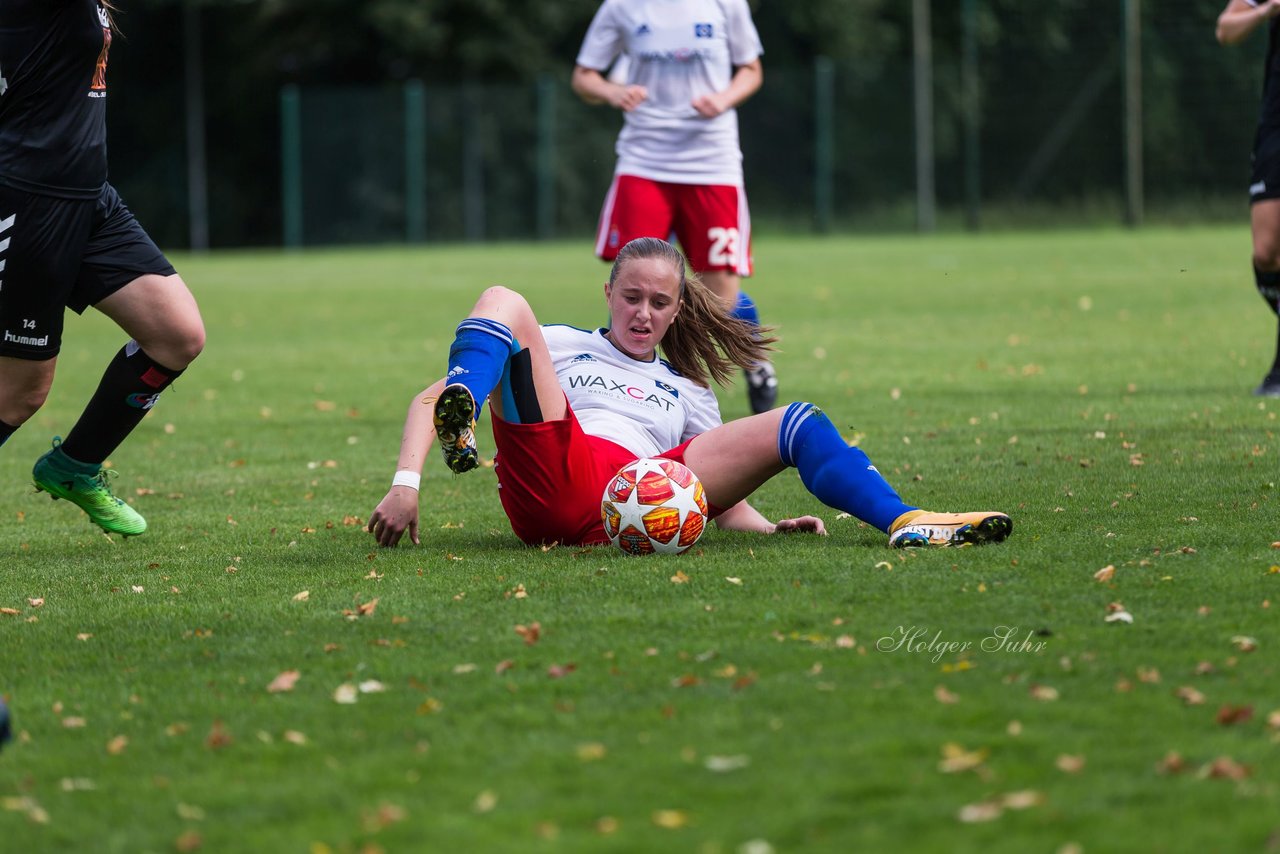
[570,0,779,415]
[368,237,1012,551]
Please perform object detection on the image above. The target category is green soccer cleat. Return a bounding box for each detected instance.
[433,383,480,474]
[32,439,147,537]
[889,510,1011,548]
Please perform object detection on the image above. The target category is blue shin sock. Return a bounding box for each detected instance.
[447,319,518,417]
[778,402,916,532]
[731,290,761,328]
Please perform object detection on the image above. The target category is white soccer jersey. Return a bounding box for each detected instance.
[576,0,763,185]
[543,324,722,457]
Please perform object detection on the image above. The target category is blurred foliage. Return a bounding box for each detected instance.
[103,0,1263,248]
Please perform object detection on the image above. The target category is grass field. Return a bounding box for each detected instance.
[1,227,1277,853]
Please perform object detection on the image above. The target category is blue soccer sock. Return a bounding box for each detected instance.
[778,402,917,532]
[446,318,518,418]
[731,290,761,328]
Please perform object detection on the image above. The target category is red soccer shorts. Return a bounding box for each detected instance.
[594,174,753,277]
[490,400,721,546]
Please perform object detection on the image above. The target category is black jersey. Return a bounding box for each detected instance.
[1260,10,1280,133]
[0,0,110,198]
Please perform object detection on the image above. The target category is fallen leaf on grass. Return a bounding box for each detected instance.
[283,730,307,745]
[62,717,86,729]
[1267,709,1280,730]
[724,576,742,585]
[1155,751,1186,775]
[1202,757,1251,780]
[27,598,43,608]
[938,743,987,773]
[205,720,233,750]
[957,790,1044,824]
[494,659,515,674]
[291,591,310,602]
[266,670,300,694]
[0,608,21,617]
[1175,686,1206,706]
[1104,602,1133,624]
[332,684,358,705]
[1056,754,1086,774]
[934,685,960,704]
[362,803,407,832]
[670,570,690,584]
[515,622,541,646]
[174,831,202,852]
[547,663,577,679]
[576,743,607,761]
[59,778,95,792]
[1230,635,1258,653]
[957,802,1002,823]
[2,796,49,824]
[1029,684,1059,702]
[358,680,387,694]
[704,755,750,772]
[1216,705,1253,726]
[106,735,128,755]
[651,810,689,829]
[417,698,443,715]
[1094,565,1116,582]
[473,790,498,813]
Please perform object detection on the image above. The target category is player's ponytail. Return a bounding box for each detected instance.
[609,237,775,388]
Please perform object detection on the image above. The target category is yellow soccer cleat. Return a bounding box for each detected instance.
[433,383,480,474]
[888,510,1011,548]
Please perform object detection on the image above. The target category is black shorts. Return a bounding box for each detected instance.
[1250,127,1280,204]
[0,182,176,360]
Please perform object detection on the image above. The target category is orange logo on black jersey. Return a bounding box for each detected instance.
[91,6,111,93]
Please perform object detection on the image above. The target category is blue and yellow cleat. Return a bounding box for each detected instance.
[889,510,1012,548]
[433,383,480,474]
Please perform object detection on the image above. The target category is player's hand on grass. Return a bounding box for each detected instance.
[772,516,827,535]
[610,84,648,112]
[367,488,420,547]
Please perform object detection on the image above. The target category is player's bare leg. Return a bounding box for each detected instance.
[1249,198,1280,396]
[435,287,567,473]
[31,273,204,536]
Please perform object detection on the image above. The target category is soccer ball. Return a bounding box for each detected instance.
[601,458,708,556]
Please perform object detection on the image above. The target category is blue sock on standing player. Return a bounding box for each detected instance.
[446,318,518,417]
[777,402,916,532]
[731,291,760,328]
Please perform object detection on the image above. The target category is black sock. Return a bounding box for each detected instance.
[1270,316,1280,381]
[0,417,17,450]
[1255,267,1280,317]
[61,343,184,465]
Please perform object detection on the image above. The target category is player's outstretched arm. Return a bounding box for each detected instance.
[714,500,827,535]
[368,378,447,547]
[1217,0,1280,45]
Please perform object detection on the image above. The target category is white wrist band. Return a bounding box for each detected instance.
[392,470,421,491]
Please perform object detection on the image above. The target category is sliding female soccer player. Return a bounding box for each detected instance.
[0,1,206,535]
[368,237,1011,550]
